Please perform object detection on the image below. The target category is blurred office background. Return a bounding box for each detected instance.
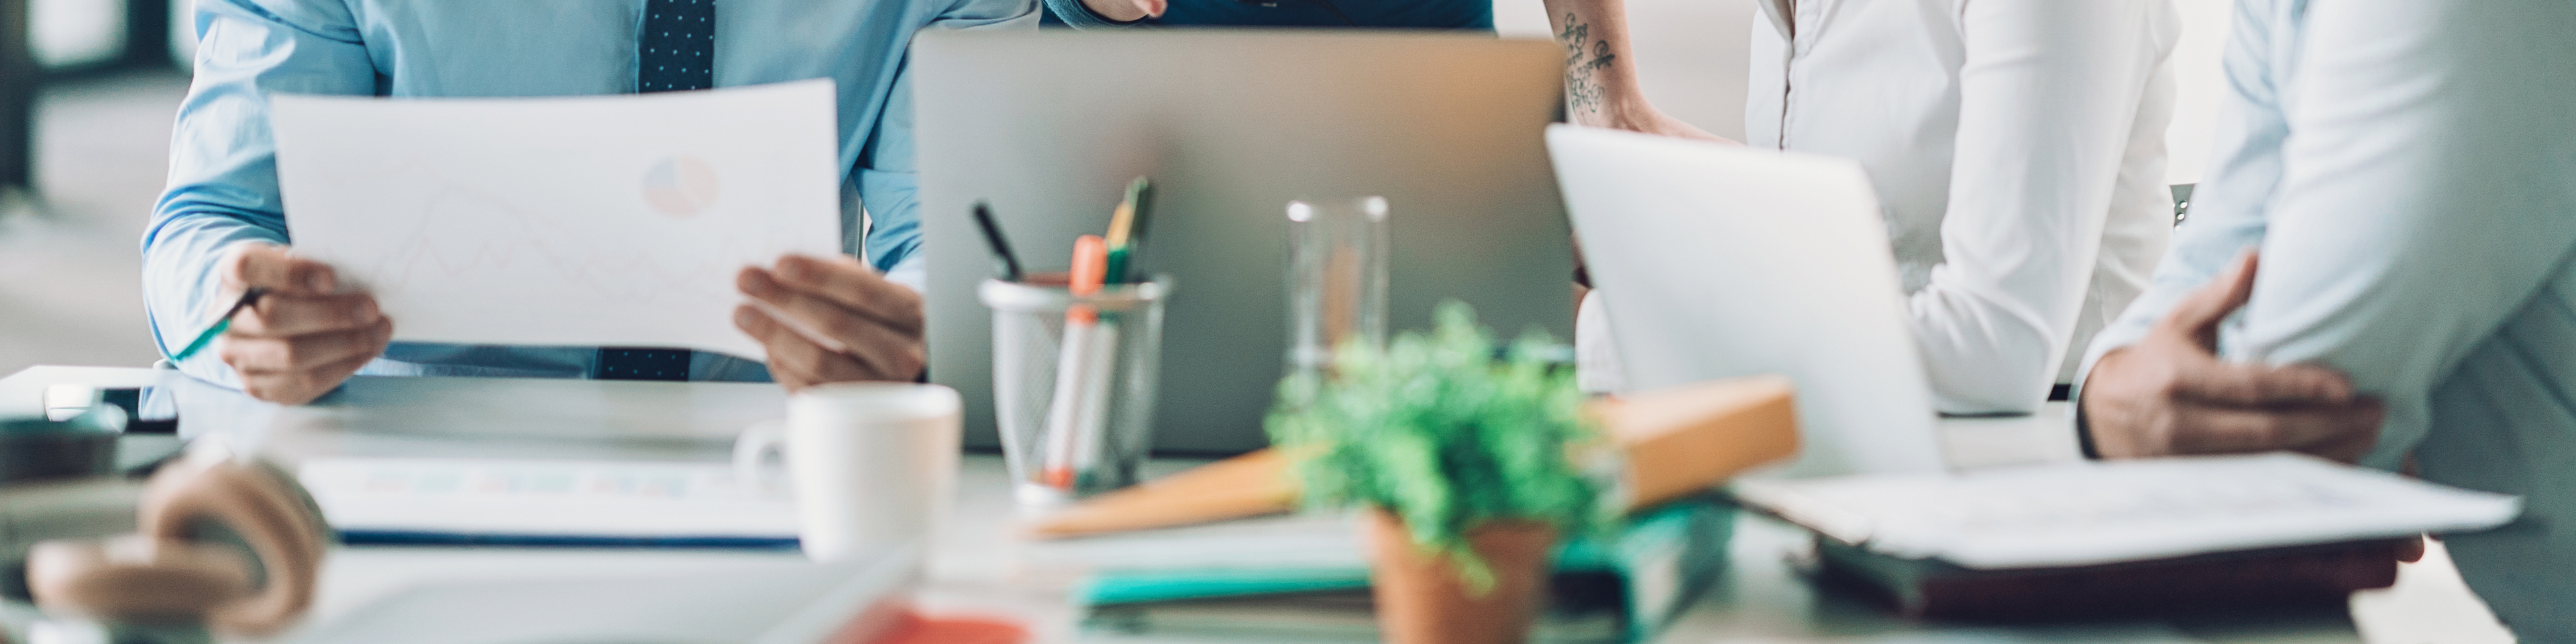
[0,0,2232,377]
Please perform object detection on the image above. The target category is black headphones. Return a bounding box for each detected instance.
[1231,0,1358,25]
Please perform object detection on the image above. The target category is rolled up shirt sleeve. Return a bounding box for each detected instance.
[1906,0,2176,413]
[856,0,1037,282]
[142,0,376,387]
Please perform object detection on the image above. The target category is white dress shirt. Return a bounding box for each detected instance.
[2079,0,2576,635]
[1739,0,2178,413]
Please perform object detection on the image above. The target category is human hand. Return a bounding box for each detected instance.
[2081,252,2385,462]
[1591,102,1735,145]
[1079,0,1164,22]
[213,244,393,405]
[735,254,926,391]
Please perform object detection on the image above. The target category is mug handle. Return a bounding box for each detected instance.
[733,419,789,497]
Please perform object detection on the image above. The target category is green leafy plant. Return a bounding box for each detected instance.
[1265,301,1603,591]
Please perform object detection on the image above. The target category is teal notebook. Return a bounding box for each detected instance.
[1073,497,1734,643]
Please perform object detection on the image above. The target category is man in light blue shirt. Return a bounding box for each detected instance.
[146,0,1031,402]
[2076,0,2576,635]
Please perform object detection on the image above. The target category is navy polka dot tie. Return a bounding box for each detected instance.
[638,0,714,93]
[602,0,715,380]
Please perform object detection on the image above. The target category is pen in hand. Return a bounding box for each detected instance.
[168,288,270,363]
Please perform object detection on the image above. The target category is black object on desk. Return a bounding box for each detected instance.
[0,414,121,484]
[596,347,693,380]
[0,0,33,194]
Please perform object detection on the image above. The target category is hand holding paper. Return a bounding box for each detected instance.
[212,243,394,405]
[270,80,843,362]
[734,254,928,388]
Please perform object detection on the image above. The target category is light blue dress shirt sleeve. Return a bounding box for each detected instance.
[2078,0,2576,633]
[142,0,378,388]
[2229,0,2576,470]
[857,0,1039,278]
[2232,0,2576,633]
[2072,0,2298,404]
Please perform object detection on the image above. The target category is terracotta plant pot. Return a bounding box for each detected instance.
[1362,508,1558,644]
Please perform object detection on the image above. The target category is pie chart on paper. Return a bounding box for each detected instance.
[643,155,722,217]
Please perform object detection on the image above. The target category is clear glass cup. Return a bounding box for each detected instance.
[979,274,1172,513]
[1285,196,1391,377]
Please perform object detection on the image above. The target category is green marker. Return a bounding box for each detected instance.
[1102,177,1155,284]
[167,288,268,362]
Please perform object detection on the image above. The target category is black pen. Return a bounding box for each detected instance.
[972,201,1026,282]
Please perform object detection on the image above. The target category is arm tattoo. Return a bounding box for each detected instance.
[1558,13,1619,115]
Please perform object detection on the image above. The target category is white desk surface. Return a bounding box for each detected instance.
[0,366,2516,643]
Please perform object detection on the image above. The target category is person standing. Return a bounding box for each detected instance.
[2076,1,2576,636]
[1558,0,2178,415]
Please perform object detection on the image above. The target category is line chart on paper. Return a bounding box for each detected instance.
[270,80,843,361]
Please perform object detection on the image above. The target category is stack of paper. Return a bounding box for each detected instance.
[299,458,797,547]
[1731,453,2521,569]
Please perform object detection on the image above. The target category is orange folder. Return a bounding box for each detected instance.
[1026,375,1799,539]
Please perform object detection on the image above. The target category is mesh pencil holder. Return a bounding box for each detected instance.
[979,275,1173,511]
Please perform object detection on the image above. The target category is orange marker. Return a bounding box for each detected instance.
[1045,235,1114,490]
[1067,235,1108,323]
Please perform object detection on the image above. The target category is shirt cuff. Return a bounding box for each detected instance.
[883,254,926,293]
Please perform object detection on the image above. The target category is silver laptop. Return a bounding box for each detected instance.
[1545,125,1947,476]
[912,32,1574,453]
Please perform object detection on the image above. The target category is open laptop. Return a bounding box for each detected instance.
[1545,125,1948,477]
[912,32,1574,453]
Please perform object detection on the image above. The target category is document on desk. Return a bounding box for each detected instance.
[1731,453,2522,569]
[269,80,843,361]
[299,458,798,547]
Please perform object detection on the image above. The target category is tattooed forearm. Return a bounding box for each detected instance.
[1558,13,1619,115]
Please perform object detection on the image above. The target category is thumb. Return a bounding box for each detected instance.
[221,242,339,295]
[1138,0,1165,17]
[2160,250,2259,350]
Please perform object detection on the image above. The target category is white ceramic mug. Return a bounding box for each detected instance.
[733,382,963,563]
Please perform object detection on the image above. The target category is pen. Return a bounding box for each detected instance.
[971,201,1026,282]
[167,288,269,363]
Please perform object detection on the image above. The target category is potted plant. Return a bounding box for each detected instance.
[1266,302,1602,644]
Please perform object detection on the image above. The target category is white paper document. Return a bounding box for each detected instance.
[299,458,797,543]
[270,80,843,361]
[1731,453,2522,569]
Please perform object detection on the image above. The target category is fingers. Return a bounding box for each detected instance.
[220,317,394,374]
[760,255,923,335]
[227,293,383,338]
[739,268,917,351]
[222,244,341,295]
[2396,535,2427,564]
[2171,359,2355,407]
[223,317,392,405]
[735,305,916,388]
[2160,250,2259,346]
[2165,397,2383,460]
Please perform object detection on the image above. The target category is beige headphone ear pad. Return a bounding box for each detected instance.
[27,535,256,621]
[138,454,331,637]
